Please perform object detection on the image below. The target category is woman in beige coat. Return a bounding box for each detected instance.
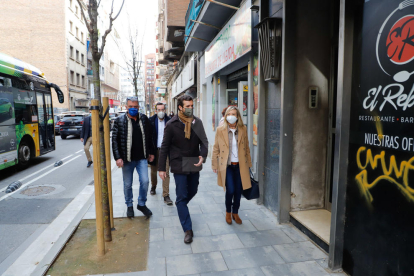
[212,106,252,225]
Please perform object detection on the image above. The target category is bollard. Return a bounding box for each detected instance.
[91,99,105,256]
[102,97,114,230]
[5,181,22,193]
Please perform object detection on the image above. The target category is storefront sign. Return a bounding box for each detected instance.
[343,1,414,275]
[109,99,120,106]
[205,0,251,77]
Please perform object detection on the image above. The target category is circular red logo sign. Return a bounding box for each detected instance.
[386,15,414,64]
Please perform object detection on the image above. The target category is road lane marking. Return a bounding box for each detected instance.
[18,154,74,182]
[76,149,83,153]
[62,154,74,160]
[0,155,81,202]
[0,154,76,194]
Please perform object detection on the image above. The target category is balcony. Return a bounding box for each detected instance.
[185,0,243,52]
[163,47,184,62]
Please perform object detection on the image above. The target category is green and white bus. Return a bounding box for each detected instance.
[0,52,64,170]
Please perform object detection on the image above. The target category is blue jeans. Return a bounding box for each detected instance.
[122,159,149,207]
[174,173,200,232]
[225,164,243,214]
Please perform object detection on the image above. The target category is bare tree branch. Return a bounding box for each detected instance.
[113,8,145,100]
[112,0,125,21]
[98,0,125,57]
[77,0,92,34]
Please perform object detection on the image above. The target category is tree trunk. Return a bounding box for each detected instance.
[90,5,112,243]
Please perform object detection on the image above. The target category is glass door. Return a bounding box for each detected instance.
[44,93,55,150]
[36,92,54,154]
[226,89,238,107]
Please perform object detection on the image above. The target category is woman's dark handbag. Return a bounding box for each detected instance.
[242,170,260,200]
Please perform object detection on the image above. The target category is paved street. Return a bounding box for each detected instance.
[0,134,96,274]
[84,162,347,276]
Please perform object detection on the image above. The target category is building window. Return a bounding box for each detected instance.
[76,73,80,86]
[81,32,84,42]
[110,61,114,73]
[70,46,73,58]
[69,0,72,8]
[70,21,73,33]
[70,71,74,84]
[81,54,84,65]
[82,75,85,87]
[75,5,78,16]
[76,27,79,38]
[76,50,79,62]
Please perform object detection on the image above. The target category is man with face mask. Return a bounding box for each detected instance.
[158,94,209,244]
[112,97,155,219]
[148,102,172,205]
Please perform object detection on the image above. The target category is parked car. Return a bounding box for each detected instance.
[54,114,63,135]
[58,114,88,139]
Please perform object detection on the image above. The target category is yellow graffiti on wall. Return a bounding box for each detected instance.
[355,147,414,204]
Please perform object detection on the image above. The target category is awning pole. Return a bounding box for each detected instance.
[185,35,211,43]
[190,19,221,30]
[206,0,239,10]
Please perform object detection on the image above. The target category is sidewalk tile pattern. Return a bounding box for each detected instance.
[86,162,347,276]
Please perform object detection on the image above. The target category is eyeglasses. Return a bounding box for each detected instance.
[126,96,138,101]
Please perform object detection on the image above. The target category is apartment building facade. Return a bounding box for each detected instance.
[156,0,188,112]
[67,0,88,112]
[144,53,156,116]
[0,0,88,113]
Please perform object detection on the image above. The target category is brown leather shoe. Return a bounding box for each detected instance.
[226,212,232,225]
[184,230,193,244]
[232,213,242,224]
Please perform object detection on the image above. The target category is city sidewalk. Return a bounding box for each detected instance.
[83,161,346,276]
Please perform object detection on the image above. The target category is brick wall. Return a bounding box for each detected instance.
[0,0,69,111]
[166,0,188,26]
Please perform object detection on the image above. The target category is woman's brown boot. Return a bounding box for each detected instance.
[226,212,232,224]
[232,213,242,224]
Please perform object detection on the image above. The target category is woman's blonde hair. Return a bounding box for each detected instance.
[223,106,244,128]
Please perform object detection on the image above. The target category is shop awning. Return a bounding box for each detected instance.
[185,0,242,52]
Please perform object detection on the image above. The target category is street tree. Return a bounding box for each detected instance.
[77,0,125,243]
[114,12,145,99]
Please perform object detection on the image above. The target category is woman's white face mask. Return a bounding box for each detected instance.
[226,115,237,124]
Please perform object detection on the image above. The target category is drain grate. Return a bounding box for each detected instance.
[21,186,56,196]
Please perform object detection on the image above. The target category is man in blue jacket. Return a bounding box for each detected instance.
[149,102,172,205]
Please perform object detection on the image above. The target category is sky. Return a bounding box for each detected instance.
[113,0,158,62]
